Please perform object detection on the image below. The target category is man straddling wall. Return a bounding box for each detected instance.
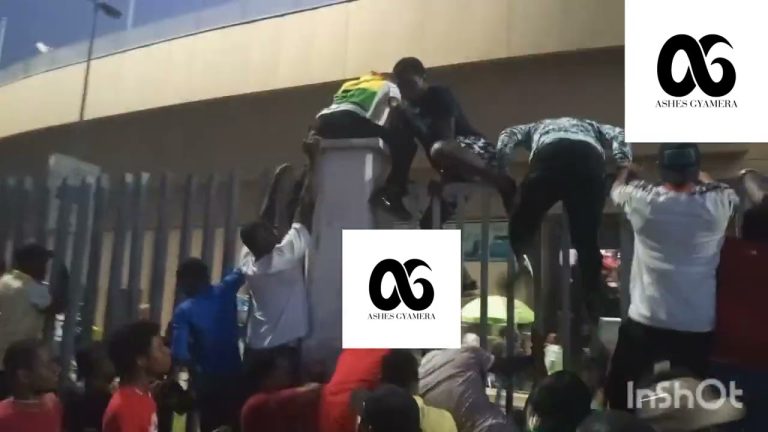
[391,57,517,228]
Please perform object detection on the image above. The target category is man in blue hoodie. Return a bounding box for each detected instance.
[170,258,245,432]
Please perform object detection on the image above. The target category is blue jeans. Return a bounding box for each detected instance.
[711,362,768,432]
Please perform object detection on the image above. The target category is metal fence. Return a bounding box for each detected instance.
[0,167,752,418]
[0,170,277,382]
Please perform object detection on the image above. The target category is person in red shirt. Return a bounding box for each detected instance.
[318,349,390,432]
[241,383,323,432]
[103,321,172,432]
[241,351,323,432]
[0,338,63,432]
[713,169,768,432]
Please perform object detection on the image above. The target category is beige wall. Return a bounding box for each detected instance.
[0,0,624,139]
[1,47,764,182]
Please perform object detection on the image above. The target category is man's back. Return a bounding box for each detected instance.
[419,347,514,432]
[241,223,310,349]
[0,393,62,432]
[0,271,49,363]
[612,181,737,331]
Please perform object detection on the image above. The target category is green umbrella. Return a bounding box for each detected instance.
[461,295,535,325]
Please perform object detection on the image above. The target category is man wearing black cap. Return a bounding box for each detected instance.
[605,143,739,410]
[0,243,57,399]
[351,384,422,432]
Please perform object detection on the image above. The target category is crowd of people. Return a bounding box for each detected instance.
[0,55,765,432]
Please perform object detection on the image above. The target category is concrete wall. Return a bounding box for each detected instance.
[0,48,624,176]
[0,0,625,139]
[1,47,762,183]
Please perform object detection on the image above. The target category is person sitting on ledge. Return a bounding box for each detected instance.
[312,71,416,220]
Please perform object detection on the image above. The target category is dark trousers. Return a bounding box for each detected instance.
[508,139,606,319]
[197,375,244,432]
[242,345,300,395]
[315,110,417,196]
[606,318,713,410]
[0,371,7,400]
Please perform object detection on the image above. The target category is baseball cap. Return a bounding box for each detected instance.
[350,384,421,432]
[636,376,745,431]
[658,143,701,185]
[577,411,655,432]
[12,242,53,266]
[525,371,592,432]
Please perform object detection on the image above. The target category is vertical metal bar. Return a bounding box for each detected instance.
[5,178,19,256]
[559,213,573,370]
[222,172,240,273]
[175,175,196,307]
[126,173,149,322]
[431,196,441,230]
[201,174,217,271]
[34,177,51,246]
[619,216,633,319]
[105,174,132,336]
[505,249,517,416]
[0,17,7,66]
[46,180,75,345]
[81,175,107,344]
[149,173,171,324]
[11,177,32,249]
[0,179,10,265]
[126,0,136,29]
[479,189,491,349]
[60,179,95,383]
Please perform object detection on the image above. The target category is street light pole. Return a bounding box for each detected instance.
[79,2,99,122]
[78,1,122,122]
[0,17,8,67]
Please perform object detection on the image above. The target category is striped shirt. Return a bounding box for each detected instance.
[498,117,632,165]
[612,180,738,332]
[318,74,401,126]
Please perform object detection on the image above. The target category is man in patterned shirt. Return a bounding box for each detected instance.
[497,117,631,322]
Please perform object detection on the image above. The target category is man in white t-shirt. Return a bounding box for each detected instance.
[605,143,738,410]
[0,243,61,399]
[239,151,317,392]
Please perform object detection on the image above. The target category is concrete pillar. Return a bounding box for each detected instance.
[302,138,389,374]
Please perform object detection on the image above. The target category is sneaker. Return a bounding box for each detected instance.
[369,189,412,221]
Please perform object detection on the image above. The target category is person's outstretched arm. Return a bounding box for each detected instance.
[741,169,766,205]
[295,141,318,232]
[597,123,632,167]
[259,165,286,228]
[497,123,533,158]
[170,307,191,369]
[216,268,246,298]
